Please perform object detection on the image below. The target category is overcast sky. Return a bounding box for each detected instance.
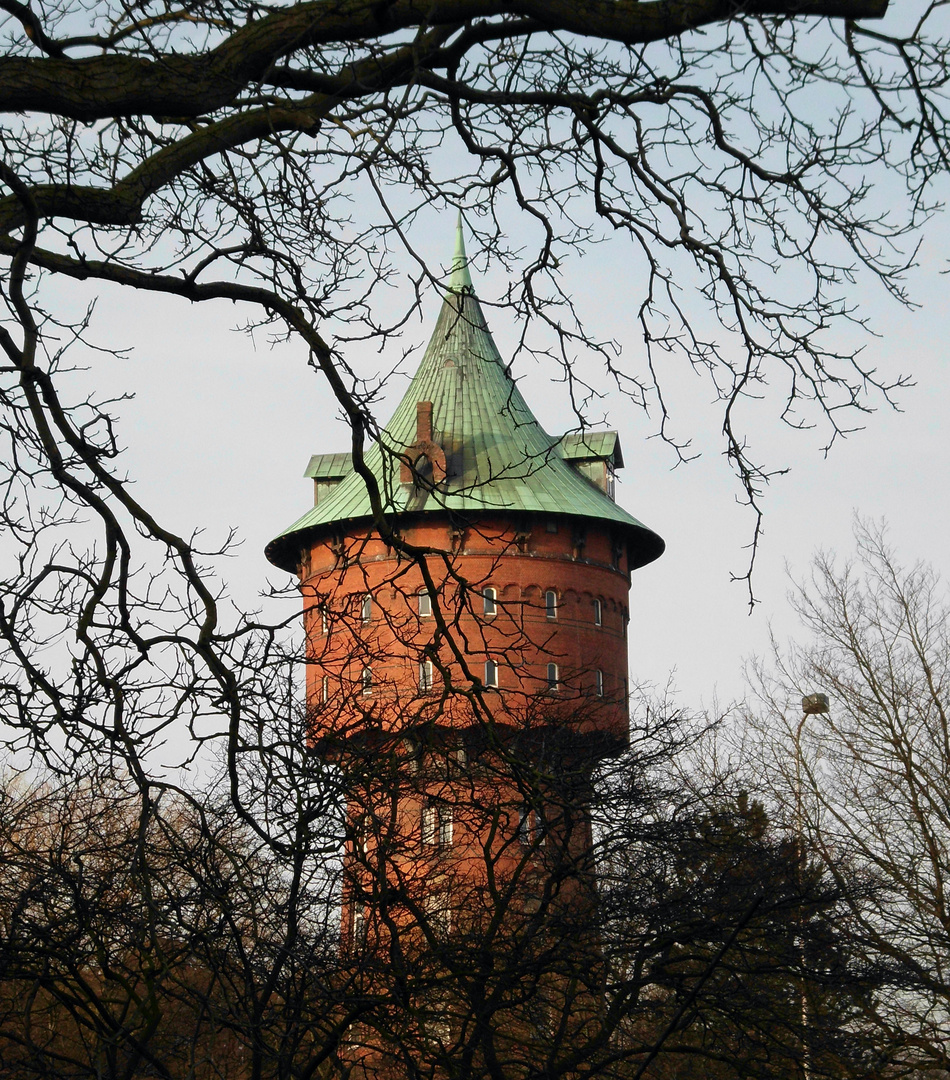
[58,199,950,726]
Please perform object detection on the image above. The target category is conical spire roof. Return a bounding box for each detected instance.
[266,222,664,571]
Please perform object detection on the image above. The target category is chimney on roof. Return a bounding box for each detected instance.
[416,401,433,444]
[401,400,446,486]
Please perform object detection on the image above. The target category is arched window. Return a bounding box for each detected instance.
[546,663,559,691]
[593,598,602,627]
[361,594,373,623]
[595,669,604,698]
[418,590,432,617]
[545,590,558,620]
[482,586,497,616]
[484,659,499,688]
[321,675,329,703]
[361,666,373,696]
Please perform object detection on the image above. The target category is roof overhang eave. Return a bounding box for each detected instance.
[265,507,664,575]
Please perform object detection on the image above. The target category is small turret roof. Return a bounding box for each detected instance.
[266,222,664,571]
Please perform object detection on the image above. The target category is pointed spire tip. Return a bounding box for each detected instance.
[449,212,474,292]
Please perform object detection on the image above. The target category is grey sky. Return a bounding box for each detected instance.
[63,206,949,724]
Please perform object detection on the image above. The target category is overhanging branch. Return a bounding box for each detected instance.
[0,0,889,120]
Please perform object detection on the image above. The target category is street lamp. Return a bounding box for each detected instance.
[795,692,829,1080]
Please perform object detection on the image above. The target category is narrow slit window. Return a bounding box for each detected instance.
[422,804,437,845]
[439,806,454,847]
[361,594,373,623]
[546,663,559,692]
[545,590,558,620]
[593,598,602,627]
[322,675,330,703]
[418,591,432,617]
[321,605,329,634]
[354,818,369,858]
[422,803,453,848]
[483,587,497,616]
[424,891,452,935]
[361,666,373,696]
[484,659,498,688]
[352,904,366,946]
[595,669,604,698]
[518,806,544,845]
[419,660,434,692]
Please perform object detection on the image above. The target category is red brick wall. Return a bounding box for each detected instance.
[300,515,632,749]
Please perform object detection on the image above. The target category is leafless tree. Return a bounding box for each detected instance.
[0,0,946,804]
[0,6,946,1076]
[0,0,945,647]
[0,696,876,1080]
[746,520,950,1074]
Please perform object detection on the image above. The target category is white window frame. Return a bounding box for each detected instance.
[593,598,602,627]
[595,669,604,698]
[545,590,558,620]
[419,659,434,692]
[322,674,330,703]
[422,803,453,848]
[484,659,498,688]
[361,666,373,696]
[352,903,366,945]
[320,605,329,634]
[546,663,559,692]
[418,590,432,617]
[439,806,454,847]
[482,586,497,616]
[518,806,544,845]
[424,891,452,936]
[361,594,372,623]
[422,804,437,845]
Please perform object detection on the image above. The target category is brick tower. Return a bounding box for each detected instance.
[265,222,664,1071]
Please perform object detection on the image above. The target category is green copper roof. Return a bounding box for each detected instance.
[559,431,624,469]
[266,223,664,572]
[304,452,353,480]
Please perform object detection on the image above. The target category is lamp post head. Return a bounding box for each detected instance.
[801,693,829,716]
